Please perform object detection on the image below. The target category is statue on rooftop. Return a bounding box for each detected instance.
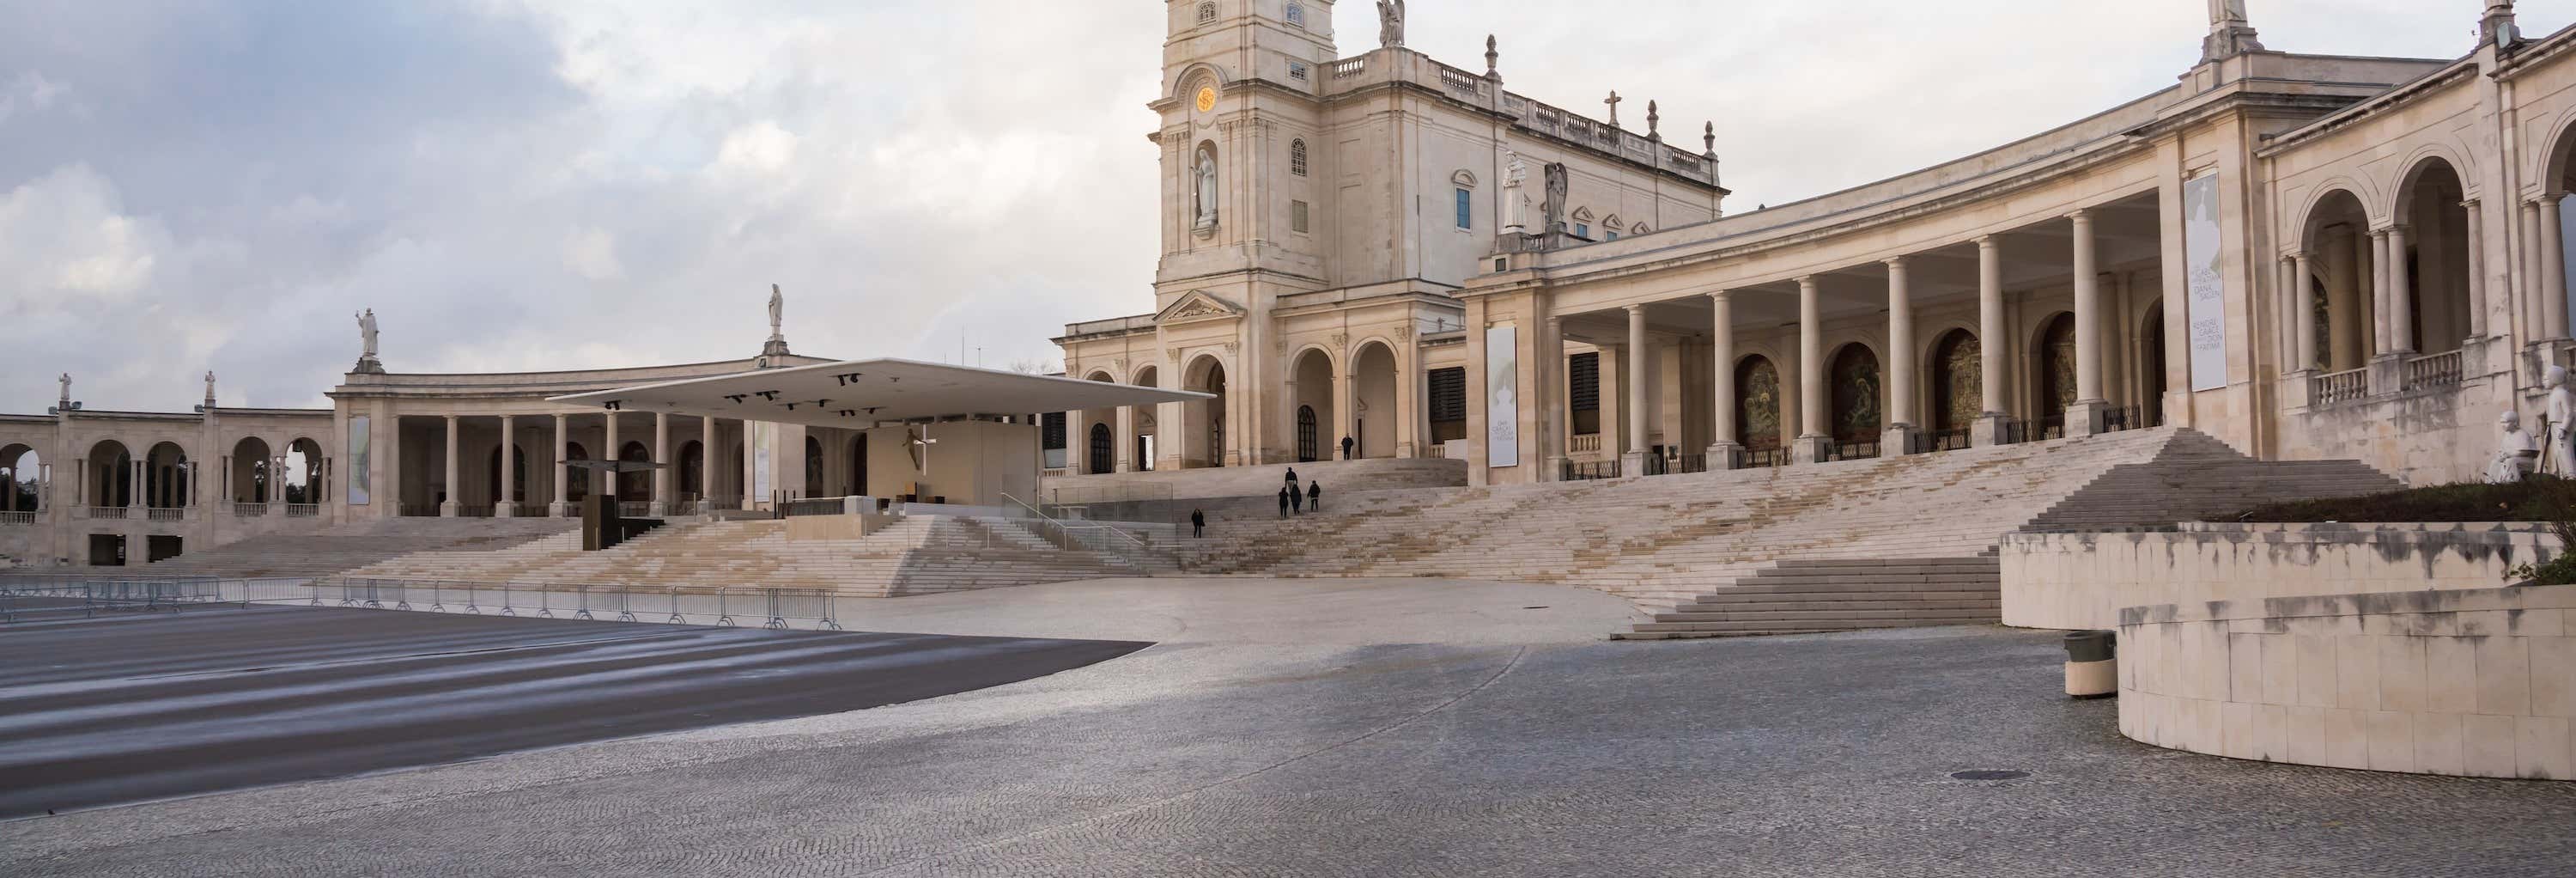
[2491,410,2540,484]
[58,373,70,404]
[355,308,380,359]
[769,284,785,338]
[1376,0,1404,48]
[1501,151,1529,234]
[2549,366,2574,477]
[204,371,216,403]
[1540,162,1569,233]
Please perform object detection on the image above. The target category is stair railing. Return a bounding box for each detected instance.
[999,492,1166,571]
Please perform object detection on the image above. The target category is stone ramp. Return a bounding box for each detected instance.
[142,518,579,579]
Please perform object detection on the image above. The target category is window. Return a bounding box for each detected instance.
[1285,3,1305,27]
[1042,412,1067,470]
[1455,188,1472,229]
[1290,138,1308,176]
[1428,367,1468,442]
[1289,61,1309,82]
[1574,223,1589,239]
[1291,199,1309,234]
[1570,352,1601,436]
[1196,2,1218,25]
[1606,230,1620,241]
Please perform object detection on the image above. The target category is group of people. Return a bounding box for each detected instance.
[2489,364,2576,483]
[1279,467,1323,516]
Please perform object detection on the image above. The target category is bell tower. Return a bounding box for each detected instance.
[1155,2,1336,301]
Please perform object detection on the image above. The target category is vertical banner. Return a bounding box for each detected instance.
[2184,171,2228,392]
[750,421,775,503]
[346,416,370,505]
[1486,325,1520,467]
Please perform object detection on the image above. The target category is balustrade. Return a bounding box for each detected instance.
[89,507,127,520]
[285,503,320,518]
[0,511,35,525]
[1569,434,1603,454]
[2312,367,2368,405]
[234,503,267,517]
[2403,350,2464,391]
[146,508,185,522]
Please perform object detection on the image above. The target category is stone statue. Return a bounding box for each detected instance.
[1540,162,1569,233]
[204,371,216,402]
[1376,0,1404,47]
[769,284,785,338]
[2209,0,2247,26]
[1501,151,1529,234]
[58,373,70,403]
[355,308,380,359]
[2491,410,2541,484]
[2550,366,2575,477]
[1194,149,1219,227]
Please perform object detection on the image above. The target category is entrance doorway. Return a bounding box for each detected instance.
[88,534,125,567]
[146,535,184,564]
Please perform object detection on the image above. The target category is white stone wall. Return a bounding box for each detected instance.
[2002,523,2557,631]
[2119,584,2576,780]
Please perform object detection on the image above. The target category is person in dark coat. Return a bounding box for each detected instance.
[1290,481,1304,515]
[1191,508,1206,539]
[1285,466,1299,487]
[1278,486,1291,518]
[1308,480,1322,512]
[1341,436,1355,460]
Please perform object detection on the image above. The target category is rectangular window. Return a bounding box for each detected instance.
[1454,188,1473,229]
[1569,352,1601,436]
[1042,412,1067,470]
[1288,62,1309,82]
[1291,199,1309,234]
[1606,230,1620,241]
[1428,367,1467,442]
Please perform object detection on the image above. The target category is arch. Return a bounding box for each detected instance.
[2390,145,2479,217]
[0,443,39,512]
[87,440,134,508]
[1929,329,1982,433]
[845,434,866,497]
[1170,62,1230,101]
[1291,138,1309,177]
[1193,140,1220,227]
[2035,312,2079,424]
[284,437,323,504]
[564,442,591,502]
[1088,422,1114,474]
[483,443,526,506]
[142,442,187,509]
[1085,370,1115,383]
[799,436,823,499]
[1182,353,1230,467]
[678,440,706,501]
[614,440,650,501]
[2392,155,2475,354]
[2537,105,2576,195]
[1351,340,1399,459]
[1827,343,1882,442]
[1290,347,1335,464]
[1284,2,1306,27]
[2299,188,2374,370]
[2294,179,2384,239]
[230,436,271,503]
[1450,169,1478,188]
[1734,354,1783,450]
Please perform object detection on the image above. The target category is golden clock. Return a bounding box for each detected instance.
[1194,86,1217,113]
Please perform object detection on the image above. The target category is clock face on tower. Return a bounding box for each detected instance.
[1194,86,1217,113]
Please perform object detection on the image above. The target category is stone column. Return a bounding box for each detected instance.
[2388,225,2415,354]
[2324,224,2361,369]
[1973,236,2010,446]
[2068,210,2108,436]
[2542,196,2568,343]
[1541,315,1567,479]
[1794,276,1831,464]
[1883,257,1918,454]
[1706,291,1742,469]
[130,459,144,509]
[2293,252,2318,373]
[1115,405,1137,472]
[270,451,286,511]
[550,414,569,516]
[2464,199,2488,338]
[650,412,671,515]
[497,415,517,517]
[2369,229,2394,356]
[440,415,459,516]
[603,412,621,507]
[1622,304,1651,473]
[702,417,720,508]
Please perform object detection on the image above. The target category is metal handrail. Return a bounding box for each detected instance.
[999,492,1151,552]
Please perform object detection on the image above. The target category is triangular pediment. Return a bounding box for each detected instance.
[1157,290,1245,325]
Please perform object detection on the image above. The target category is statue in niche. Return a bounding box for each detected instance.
[355,308,380,359]
[1194,148,1219,228]
[2552,366,2576,477]
[1540,162,1569,233]
[2490,409,2540,484]
[1376,0,1405,47]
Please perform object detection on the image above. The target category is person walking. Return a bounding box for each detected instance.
[1285,466,1299,489]
[1277,485,1291,518]
[1290,482,1304,515]
[1340,436,1355,460]
[1191,507,1206,539]
[1308,479,1322,513]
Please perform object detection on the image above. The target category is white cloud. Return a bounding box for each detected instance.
[0,165,166,308]
[562,226,623,280]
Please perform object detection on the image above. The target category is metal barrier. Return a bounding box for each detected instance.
[780,497,849,518]
[1560,459,1623,481]
[0,573,239,621]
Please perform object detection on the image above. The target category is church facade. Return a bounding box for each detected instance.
[1059,1,2576,490]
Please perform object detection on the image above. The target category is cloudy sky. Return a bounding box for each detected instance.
[2,0,2564,412]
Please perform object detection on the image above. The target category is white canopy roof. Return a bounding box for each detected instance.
[546,357,1208,428]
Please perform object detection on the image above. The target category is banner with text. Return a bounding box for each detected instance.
[1486,325,1520,467]
[2184,172,2228,392]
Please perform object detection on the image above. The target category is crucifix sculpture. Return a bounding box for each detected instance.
[1604,90,1622,128]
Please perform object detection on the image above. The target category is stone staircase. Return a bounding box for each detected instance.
[337,514,1150,597]
[1622,558,2003,639]
[2018,428,2405,531]
[141,518,579,579]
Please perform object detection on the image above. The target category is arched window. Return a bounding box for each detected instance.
[1296,405,1320,462]
[2038,313,2078,425]
[565,442,590,502]
[1735,357,1781,450]
[1930,330,1981,433]
[1197,2,1218,25]
[1285,3,1305,27]
[802,436,824,498]
[1291,139,1308,177]
[622,441,653,500]
[1829,344,1881,443]
[1088,423,1114,474]
[849,434,868,497]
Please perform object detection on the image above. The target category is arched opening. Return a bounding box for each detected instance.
[1132,366,1161,471]
[843,436,865,497]
[2036,313,2078,432]
[1735,355,1782,450]
[0,444,39,513]
[617,441,651,501]
[1929,330,1981,434]
[1088,422,1114,474]
[1828,344,1881,443]
[230,437,271,503]
[2141,304,2168,428]
[1351,342,1398,459]
[1079,371,1118,475]
[484,444,526,505]
[2395,158,2474,354]
[679,440,706,501]
[285,438,322,504]
[799,436,823,498]
[2300,189,2372,370]
[144,442,187,509]
[1290,348,1334,464]
[88,441,133,508]
[1183,356,1229,468]
[565,442,591,502]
